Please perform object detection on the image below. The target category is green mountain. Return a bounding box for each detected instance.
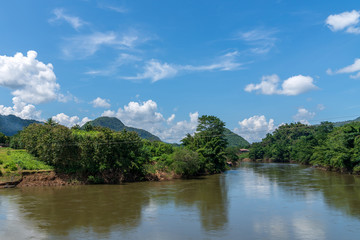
[0,114,41,136]
[82,116,161,141]
[224,128,250,148]
[333,117,360,127]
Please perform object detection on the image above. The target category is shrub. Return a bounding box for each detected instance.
[171,148,201,177]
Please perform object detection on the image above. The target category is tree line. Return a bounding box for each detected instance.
[4,115,233,183]
[249,121,360,174]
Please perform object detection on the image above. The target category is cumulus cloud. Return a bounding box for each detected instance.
[237,28,278,54]
[101,99,199,143]
[154,112,199,143]
[123,51,242,82]
[91,97,110,108]
[62,31,141,58]
[0,97,41,120]
[326,10,360,34]
[102,100,165,128]
[50,8,87,30]
[293,108,315,125]
[234,115,276,143]
[245,74,318,96]
[52,113,90,127]
[0,50,59,104]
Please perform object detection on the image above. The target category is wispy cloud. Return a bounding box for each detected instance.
[123,51,242,82]
[50,8,87,30]
[85,53,142,76]
[62,31,141,58]
[98,3,128,13]
[236,28,278,54]
[327,58,360,79]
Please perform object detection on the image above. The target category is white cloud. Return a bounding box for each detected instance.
[154,112,199,143]
[336,58,360,73]
[50,8,87,30]
[62,31,140,59]
[328,58,360,79]
[234,115,276,143]
[52,113,90,127]
[281,75,318,96]
[0,97,41,120]
[123,51,242,82]
[237,28,278,54]
[326,10,360,33]
[85,53,142,76]
[99,4,128,13]
[245,74,280,95]
[102,100,165,128]
[124,59,178,82]
[101,99,199,143]
[293,108,315,125]
[183,51,242,71]
[0,50,59,104]
[167,114,175,124]
[91,97,110,108]
[245,74,318,96]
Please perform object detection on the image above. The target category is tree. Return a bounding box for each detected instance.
[182,115,228,173]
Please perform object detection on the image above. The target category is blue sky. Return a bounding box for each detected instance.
[1,0,360,142]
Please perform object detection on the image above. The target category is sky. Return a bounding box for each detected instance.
[1,0,360,143]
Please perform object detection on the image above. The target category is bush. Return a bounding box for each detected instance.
[171,148,201,177]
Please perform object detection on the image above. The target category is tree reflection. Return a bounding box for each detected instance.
[243,162,360,219]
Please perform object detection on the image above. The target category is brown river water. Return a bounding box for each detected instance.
[1,162,360,239]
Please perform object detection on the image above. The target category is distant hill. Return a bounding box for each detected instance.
[0,114,41,136]
[82,116,161,141]
[333,116,360,127]
[224,128,250,148]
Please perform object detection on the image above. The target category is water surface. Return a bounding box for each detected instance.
[1,163,360,239]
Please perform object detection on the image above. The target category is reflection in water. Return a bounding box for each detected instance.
[243,163,360,220]
[1,163,360,239]
[0,175,228,239]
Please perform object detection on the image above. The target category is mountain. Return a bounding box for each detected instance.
[82,116,161,141]
[333,117,360,127]
[0,114,41,136]
[224,128,250,148]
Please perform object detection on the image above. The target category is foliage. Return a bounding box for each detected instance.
[225,146,240,162]
[182,115,228,173]
[248,121,360,173]
[311,122,360,172]
[0,147,53,171]
[0,132,9,144]
[171,148,201,177]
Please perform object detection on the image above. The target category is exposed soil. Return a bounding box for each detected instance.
[0,171,83,188]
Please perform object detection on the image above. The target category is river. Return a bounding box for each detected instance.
[1,163,360,239]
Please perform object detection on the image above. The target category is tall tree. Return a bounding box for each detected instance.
[182,115,228,173]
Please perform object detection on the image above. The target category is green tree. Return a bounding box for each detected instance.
[182,115,228,173]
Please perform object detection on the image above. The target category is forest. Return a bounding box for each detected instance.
[249,121,360,174]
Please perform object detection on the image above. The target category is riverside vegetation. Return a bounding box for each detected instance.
[1,115,247,184]
[249,121,360,174]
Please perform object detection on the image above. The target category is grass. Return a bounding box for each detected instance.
[0,148,53,178]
